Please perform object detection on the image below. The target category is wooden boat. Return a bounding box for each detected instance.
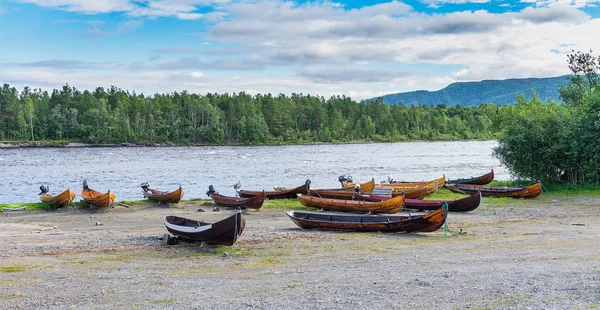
[286,207,447,232]
[297,193,404,214]
[81,181,115,208]
[237,179,310,199]
[164,210,245,246]
[39,186,75,207]
[141,183,184,204]
[207,185,265,209]
[310,186,427,200]
[339,178,376,192]
[379,175,446,192]
[355,192,482,213]
[446,181,541,199]
[447,170,494,185]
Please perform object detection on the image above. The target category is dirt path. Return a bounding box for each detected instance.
[1,196,599,309]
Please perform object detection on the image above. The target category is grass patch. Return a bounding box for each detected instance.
[0,291,26,301]
[262,199,313,210]
[0,266,28,273]
[151,299,176,304]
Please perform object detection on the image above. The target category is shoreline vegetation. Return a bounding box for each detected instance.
[4,183,600,211]
[0,138,493,148]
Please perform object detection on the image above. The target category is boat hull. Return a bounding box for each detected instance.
[210,191,265,209]
[287,208,446,233]
[238,180,310,199]
[81,189,115,208]
[297,193,404,214]
[40,189,76,207]
[143,187,184,204]
[446,181,541,199]
[164,211,245,246]
[447,170,494,185]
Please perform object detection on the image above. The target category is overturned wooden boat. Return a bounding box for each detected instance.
[81,181,115,208]
[207,185,265,209]
[164,210,245,246]
[447,170,494,185]
[310,186,427,200]
[297,193,404,214]
[446,181,541,199]
[142,183,184,204]
[39,185,76,207]
[237,179,310,199]
[287,207,447,232]
[356,192,481,212]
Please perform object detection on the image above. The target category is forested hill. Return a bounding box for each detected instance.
[370,76,570,106]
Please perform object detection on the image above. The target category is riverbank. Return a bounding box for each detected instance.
[0,138,495,149]
[1,191,599,309]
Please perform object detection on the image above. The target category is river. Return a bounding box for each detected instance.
[0,141,509,204]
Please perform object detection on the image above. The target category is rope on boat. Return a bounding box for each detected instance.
[443,202,448,238]
[425,186,437,199]
[540,181,554,197]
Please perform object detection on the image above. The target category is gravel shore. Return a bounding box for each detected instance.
[1,196,599,309]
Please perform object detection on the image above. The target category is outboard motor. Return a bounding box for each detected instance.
[141,182,150,192]
[354,185,360,192]
[83,180,89,190]
[338,175,353,187]
[387,175,394,184]
[305,179,311,186]
[233,182,241,191]
[39,185,49,195]
[206,185,216,197]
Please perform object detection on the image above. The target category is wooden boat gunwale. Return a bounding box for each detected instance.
[296,193,404,214]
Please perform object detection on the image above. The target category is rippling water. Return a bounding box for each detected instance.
[0,141,509,204]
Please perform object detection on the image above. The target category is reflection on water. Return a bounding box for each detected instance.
[0,141,508,204]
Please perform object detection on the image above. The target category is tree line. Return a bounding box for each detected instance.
[494,50,600,185]
[0,85,501,144]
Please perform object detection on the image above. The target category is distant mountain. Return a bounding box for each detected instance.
[369,76,570,106]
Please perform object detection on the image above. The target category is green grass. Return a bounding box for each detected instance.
[262,199,313,210]
[0,266,28,273]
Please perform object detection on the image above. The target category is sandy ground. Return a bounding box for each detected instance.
[1,196,599,310]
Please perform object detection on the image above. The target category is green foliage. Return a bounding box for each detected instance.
[495,50,600,185]
[494,93,573,183]
[0,84,500,144]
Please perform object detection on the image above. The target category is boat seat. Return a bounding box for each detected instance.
[372,187,393,197]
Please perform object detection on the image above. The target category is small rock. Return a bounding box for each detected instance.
[213,207,220,212]
[90,215,95,218]
[222,252,229,257]
[197,208,205,212]
[95,222,103,226]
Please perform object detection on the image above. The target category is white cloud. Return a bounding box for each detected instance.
[8,1,600,99]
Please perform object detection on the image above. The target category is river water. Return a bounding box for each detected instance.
[0,141,509,204]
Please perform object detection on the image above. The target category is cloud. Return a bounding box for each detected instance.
[518,5,590,23]
[18,0,133,14]
[17,0,226,19]
[297,66,410,83]
[421,0,490,7]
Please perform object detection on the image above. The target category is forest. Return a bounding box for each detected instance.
[494,50,600,184]
[0,85,501,144]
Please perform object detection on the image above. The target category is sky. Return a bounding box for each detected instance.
[0,0,599,100]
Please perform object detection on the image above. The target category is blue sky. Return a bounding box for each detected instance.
[1,0,599,99]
